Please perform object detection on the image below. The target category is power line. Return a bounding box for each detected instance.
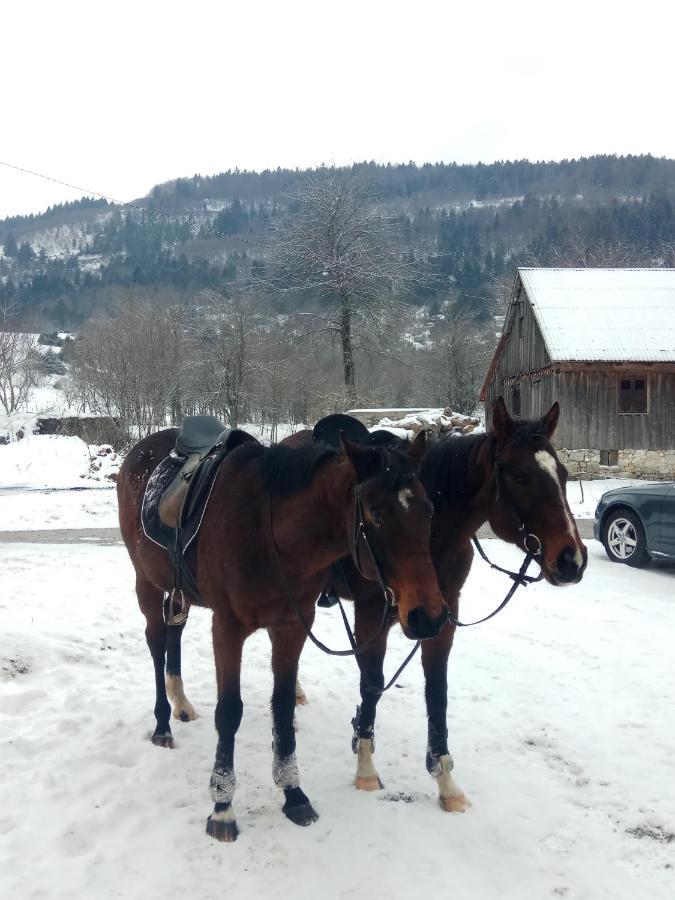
[0,159,270,248]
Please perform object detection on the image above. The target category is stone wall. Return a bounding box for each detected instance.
[557,448,675,480]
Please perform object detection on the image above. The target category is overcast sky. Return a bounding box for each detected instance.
[2,0,673,219]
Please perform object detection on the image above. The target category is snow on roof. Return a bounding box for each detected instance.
[519,267,675,362]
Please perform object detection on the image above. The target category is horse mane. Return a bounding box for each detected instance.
[420,432,488,505]
[255,442,338,498]
[420,417,553,506]
[235,436,421,499]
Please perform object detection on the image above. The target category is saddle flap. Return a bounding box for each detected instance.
[158,453,200,529]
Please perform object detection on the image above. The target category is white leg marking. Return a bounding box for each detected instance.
[354,738,383,790]
[434,754,470,812]
[295,677,308,705]
[165,674,198,721]
[208,805,236,824]
[534,450,584,567]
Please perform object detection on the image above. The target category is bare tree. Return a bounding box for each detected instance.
[263,173,417,407]
[71,298,185,441]
[0,304,39,415]
[190,291,258,428]
[423,307,492,415]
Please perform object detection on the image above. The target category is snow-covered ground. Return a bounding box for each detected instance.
[0,434,119,530]
[1,539,673,899]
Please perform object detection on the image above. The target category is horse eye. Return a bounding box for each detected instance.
[512,473,531,486]
[370,507,385,525]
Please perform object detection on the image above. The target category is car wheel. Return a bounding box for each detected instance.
[602,509,650,567]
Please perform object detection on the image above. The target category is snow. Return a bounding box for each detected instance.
[519,267,675,362]
[0,434,119,530]
[1,539,673,899]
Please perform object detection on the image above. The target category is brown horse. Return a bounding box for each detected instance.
[117,425,446,841]
[296,398,588,811]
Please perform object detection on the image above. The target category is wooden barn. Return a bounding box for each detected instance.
[480,268,675,479]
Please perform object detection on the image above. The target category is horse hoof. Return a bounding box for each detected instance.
[439,793,471,813]
[295,694,308,707]
[206,815,239,842]
[283,802,319,827]
[355,774,383,791]
[175,706,198,722]
[151,733,174,749]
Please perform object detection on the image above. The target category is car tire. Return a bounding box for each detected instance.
[602,508,650,567]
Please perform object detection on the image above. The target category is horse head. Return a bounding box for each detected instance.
[487,397,587,586]
[339,430,448,640]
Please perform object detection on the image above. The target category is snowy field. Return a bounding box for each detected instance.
[0,434,119,530]
[1,539,673,899]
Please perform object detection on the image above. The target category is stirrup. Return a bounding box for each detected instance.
[166,588,190,626]
[317,591,339,608]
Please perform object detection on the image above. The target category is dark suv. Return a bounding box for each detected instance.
[594,482,675,567]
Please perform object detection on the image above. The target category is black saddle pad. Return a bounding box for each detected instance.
[141,430,257,555]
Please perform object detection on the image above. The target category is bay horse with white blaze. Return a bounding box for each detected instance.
[294,398,588,812]
[117,425,446,841]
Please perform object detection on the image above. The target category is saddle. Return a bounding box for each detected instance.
[141,417,259,604]
[159,416,238,528]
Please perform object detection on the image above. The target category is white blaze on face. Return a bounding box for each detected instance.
[534,450,584,566]
[398,488,414,511]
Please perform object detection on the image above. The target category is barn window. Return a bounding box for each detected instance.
[511,383,522,417]
[618,376,648,414]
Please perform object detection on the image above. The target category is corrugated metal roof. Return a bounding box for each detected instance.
[518,268,675,362]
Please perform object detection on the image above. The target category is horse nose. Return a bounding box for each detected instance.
[406,606,446,640]
[555,546,582,583]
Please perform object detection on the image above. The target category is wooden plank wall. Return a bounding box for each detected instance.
[555,371,675,450]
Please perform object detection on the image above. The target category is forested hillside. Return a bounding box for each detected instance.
[2,155,675,328]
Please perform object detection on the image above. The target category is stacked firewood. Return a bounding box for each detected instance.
[375,408,482,439]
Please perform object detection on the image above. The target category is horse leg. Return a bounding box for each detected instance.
[351,599,391,791]
[136,575,174,748]
[269,622,318,826]
[422,620,470,812]
[269,626,307,706]
[165,615,198,722]
[206,613,244,842]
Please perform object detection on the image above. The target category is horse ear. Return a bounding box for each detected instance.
[339,433,366,472]
[541,401,560,438]
[406,429,427,464]
[491,396,514,441]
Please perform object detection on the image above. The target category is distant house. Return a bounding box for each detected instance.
[480,268,675,479]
